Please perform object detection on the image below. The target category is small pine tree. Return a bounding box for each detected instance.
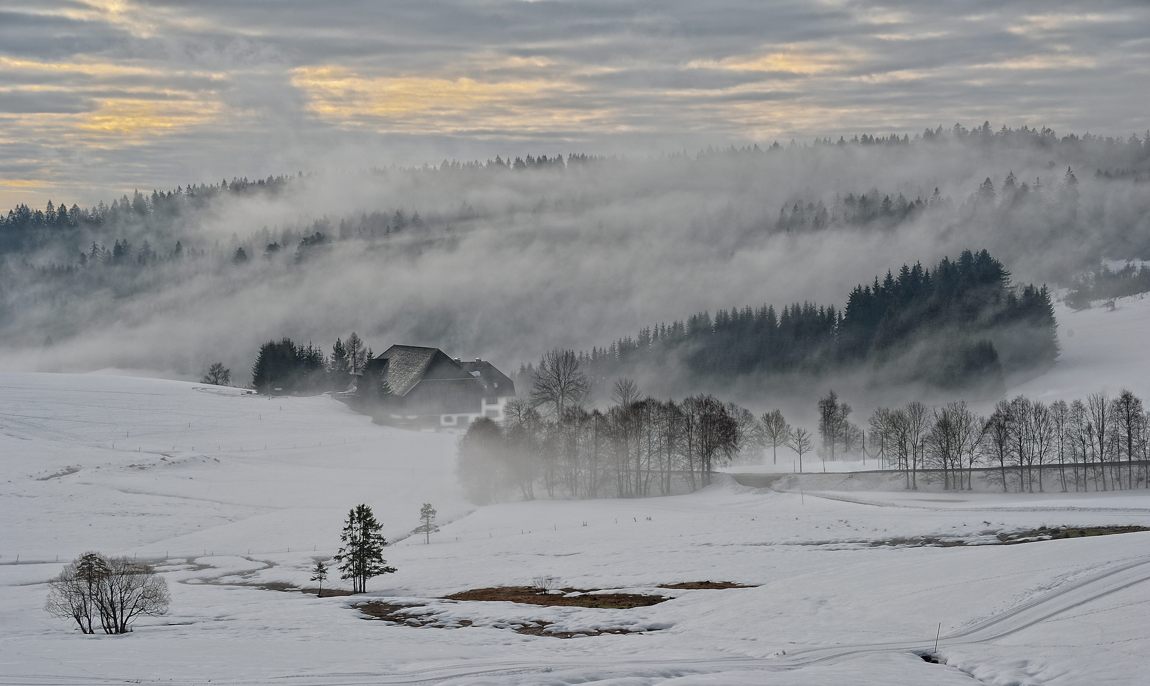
[310,560,328,597]
[414,503,439,544]
[333,504,395,593]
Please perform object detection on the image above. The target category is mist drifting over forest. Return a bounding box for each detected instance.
[2,126,1148,413]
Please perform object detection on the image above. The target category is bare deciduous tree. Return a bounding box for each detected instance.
[530,349,589,418]
[200,362,231,386]
[788,427,813,472]
[759,409,790,465]
[904,401,929,490]
[1087,393,1112,491]
[611,377,640,408]
[46,553,169,634]
[1114,389,1144,490]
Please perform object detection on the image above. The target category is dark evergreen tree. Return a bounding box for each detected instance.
[329,337,350,390]
[251,338,299,393]
[333,504,395,594]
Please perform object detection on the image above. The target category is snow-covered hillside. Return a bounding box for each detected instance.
[2,372,1149,685]
[1011,295,1150,401]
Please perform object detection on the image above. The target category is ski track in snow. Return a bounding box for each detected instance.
[6,553,1145,685]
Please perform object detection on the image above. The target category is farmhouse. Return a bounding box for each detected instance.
[359,344,516,428]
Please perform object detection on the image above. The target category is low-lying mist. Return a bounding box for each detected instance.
[3,128,1148,413]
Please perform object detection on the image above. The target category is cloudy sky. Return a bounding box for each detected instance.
[2,0,1148,207]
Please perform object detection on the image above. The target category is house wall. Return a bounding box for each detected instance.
[437,394,514,428]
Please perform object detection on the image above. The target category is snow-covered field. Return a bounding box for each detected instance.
[3,300,1150,685]
[1,372,1148,685]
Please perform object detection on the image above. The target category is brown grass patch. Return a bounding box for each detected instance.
[305,587,356,597]
[657,581,758,590]
[444,586,667,609]
[357,601,463,626]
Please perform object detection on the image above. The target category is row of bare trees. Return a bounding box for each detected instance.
[471,350,1150,497]
[459,351,760,501]
[868,390,1150,492]
[458,391,747,502]
[459,351,852,502]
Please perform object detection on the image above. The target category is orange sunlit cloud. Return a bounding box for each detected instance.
[688,45,865,76]
[290,65,602,133]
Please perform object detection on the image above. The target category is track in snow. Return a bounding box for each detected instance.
[4,553,1148,685]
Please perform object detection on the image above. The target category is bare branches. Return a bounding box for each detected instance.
[788,428,813,472]
[45,553,169,634]
[760,409,791,465]
[530,349,589,418]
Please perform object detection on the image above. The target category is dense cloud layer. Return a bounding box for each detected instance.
[2,1,1149,206]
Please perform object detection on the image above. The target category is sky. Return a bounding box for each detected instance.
[1,0,1149,207]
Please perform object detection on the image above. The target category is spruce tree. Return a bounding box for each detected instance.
[414,503,439,544]
[330,338,350,390]
[333,504,395,593]
[310,559,329,598]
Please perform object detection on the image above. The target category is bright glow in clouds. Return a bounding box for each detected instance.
[0,0,1148,206]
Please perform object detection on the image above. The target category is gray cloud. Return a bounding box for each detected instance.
[1,0,1148,207]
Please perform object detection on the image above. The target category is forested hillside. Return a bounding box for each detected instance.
[0,125,1145,383]
[540,250,1056,397]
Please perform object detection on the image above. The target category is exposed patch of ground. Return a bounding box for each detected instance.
[870,524,1149,549]
[869,536,970,548]
[995,525,1149,543]
[444,586,667,609]
[356,601,650,639]
[196,576,356,597]
[917,651,997,685]
[357,601,463,626]
[36,466,80,480]
[240,580,356,597]
[658,580,758,590]
[511,620,645,638]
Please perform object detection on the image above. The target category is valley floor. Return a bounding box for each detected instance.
[1,373,1149,685]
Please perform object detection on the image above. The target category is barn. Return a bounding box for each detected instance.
[359,344,516,428]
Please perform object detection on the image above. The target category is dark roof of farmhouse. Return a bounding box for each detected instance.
[460,359,515,396]
[366,344,515,400]
[375,344,445,396]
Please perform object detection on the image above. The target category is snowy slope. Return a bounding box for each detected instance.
[1011,294,1150,402]
[1,373,1149,685]
[0,373,466,560]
